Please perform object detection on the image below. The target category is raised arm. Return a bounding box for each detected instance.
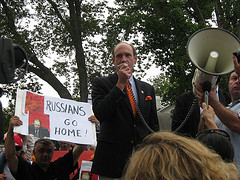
[201,103,218,129]
[210,99,240,132]
[5,116,22,174]
[72,144,87,166]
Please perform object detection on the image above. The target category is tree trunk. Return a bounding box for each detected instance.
[75,44,88,102]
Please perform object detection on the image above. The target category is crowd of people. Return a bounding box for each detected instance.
[0,42,239,179]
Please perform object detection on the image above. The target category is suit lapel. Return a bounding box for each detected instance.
[110,73,134,117]
[109,72,118,85]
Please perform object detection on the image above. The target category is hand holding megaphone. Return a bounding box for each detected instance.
[194,82,218,108]
[194,81,211,108]
[201,102,218,129]
[116,62,131,91]
[202,81,212,109]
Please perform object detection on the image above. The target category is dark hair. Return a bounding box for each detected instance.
[111,42,137,58]
[34,139,55,149]
[196,129,234,162]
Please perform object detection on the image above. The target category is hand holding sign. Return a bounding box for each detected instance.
[14,89,96,145]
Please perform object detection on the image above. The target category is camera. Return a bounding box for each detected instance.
[0,38,28,84]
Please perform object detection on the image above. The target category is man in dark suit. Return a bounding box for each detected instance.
[91,42,159,179]
[172,85,231,137]
[29,119,49,139]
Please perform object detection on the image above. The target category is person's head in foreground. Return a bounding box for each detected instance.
[33,139,55,169]
[124,131,239,180]
[196,129,234,163]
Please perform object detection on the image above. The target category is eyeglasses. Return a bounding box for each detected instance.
[196,129,231,142]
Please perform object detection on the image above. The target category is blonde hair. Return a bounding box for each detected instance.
[125,132,239,180]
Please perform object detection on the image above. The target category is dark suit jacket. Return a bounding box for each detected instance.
[28,125,50,139]
[91,73,159,178]
[171,89,231,137]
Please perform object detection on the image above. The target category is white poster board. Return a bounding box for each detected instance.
[14,89,96,145]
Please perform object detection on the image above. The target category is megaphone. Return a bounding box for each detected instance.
[187,28,240,89]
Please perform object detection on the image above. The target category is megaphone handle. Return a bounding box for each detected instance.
[204,91,209,109]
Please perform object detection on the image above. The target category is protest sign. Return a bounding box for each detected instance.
[14,89,96,145]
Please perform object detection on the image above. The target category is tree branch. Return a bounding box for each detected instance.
[28,61,72,99]
[47,0,68,27]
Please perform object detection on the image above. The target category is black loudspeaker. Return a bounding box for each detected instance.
[0,38,28,84]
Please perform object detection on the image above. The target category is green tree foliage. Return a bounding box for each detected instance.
[0,0,240,120]
[0,0,108,133]
[0,0,72,101]
[0,0,109,103]
[30,0,109,101]
[104,0,240,106]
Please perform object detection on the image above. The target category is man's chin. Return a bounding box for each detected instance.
[231,92,240,100]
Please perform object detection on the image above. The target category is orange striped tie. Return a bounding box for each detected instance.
[126,82,136,117]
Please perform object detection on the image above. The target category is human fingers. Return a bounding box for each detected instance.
[118,62,127,69]
[118,68,131,84]
[88,115,94,120]
[10,116,23,126]
[0,173,6,179]
[202,102,206,109]
[208,105,215,114]
[233,55,238,66]
[194,82,203,91]
[117,63,129,73]
[88,118,95,123]
[233,55,240,76]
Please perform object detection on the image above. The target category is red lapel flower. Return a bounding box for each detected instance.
[145,96,152,100]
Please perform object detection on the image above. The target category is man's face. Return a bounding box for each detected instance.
[112,43,137,72]
[59,141,71,150]
[34,120,41,130]
[229,72,240,101]
[34,144,54,168]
